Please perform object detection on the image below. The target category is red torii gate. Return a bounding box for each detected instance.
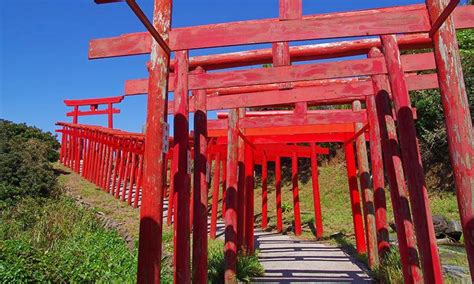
[82,0,473,283]
[64,95,124,128]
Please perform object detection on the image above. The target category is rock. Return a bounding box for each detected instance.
[389,221,396,232]
[330,232,344,239]
[432,215,448,238]
[442,265,471,284]
[445,220,463,242]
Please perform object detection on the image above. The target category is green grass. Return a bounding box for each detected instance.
[207,239,264,283]
[0,196,137,283]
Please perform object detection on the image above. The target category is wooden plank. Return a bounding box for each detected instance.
[188,57,385,90]
[124,53,435,95]
[66,109,120,116]
[239,111,367,128]
[89,5,473,59]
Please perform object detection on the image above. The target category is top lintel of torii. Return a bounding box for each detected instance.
[88,4,474,59]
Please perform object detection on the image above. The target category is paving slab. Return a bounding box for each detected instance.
[252,230,372,283]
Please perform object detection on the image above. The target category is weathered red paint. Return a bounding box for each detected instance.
[310,144,323,238]
[275,156,283,233]
[375,86,422,283]
[261,153,268,230]
[367,47,390,258]
[381,34,442,283]
[173,50,191,284]
[210,153,221,239]
[353,100,378,268]
[244,145,255,253]
[344,142,367,254]
[224,109,239,283]
[292,152,302,236]
[426,0,474,278]
[192,66,208,284]
[136,0,171,282]
[237,109,246,252]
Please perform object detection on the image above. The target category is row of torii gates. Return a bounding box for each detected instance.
[57,0,474,283]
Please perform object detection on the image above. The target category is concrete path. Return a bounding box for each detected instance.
[252,230,372,283]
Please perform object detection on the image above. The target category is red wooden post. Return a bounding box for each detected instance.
[221,153,227,216]
[136,0,171,282]
[111,140,120,196]
[173,50,191,284]
[292,152,302,236]
[261,153,268,230]
[426,0,474,278]
[100,134,110,190]
[107,102,113,128]
[75,128,81,173]
[73,105,78,124]
[122,145,132,201]
[237,109,246,251]
[210,153,221,239]
[275,156,283,233]
[127,150,138,205]
[167,150,177,225]
[375,87,422,283]
[224,109,239,283]
[116,143,127,199]
[353,100,378,268]
[381,34,442,283]
[59,128,66,163]
[310,143,323,238]
[244,145,255,253]
[344,142,367,254]
[192,66,208,284]
[133,153,144,209]
[367,48,390,257]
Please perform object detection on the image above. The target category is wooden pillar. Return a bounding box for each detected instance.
[221,154,227,217]
[127,150,138,205]
[107,103,113,128]
[292,152,302,236]
[310,144,323,238]
[167,150,177,225]
[237,109,246,251]
[136,1,172,281]
[225,109,239,283]
[192,66,208,284]
[275,156,283,233]
[261,153,268,230]
[426,0,474,278]
[72,105,78,124]
[172,50,191,284]
[353,100,378,268]
[367,47,390,257]
[375,87,422,283]
[381,34,442,283]
[133,153,144,209]
[210,153,221,239]
[244,145,255,253]
[344,142,367,254]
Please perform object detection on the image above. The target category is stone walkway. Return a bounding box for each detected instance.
[252,231,372,283]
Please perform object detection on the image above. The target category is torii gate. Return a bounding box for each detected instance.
[86,0,473,283]
[64,95,124,128]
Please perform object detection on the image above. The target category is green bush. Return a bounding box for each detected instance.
[0,120,60,207]
[0,197,137,283]
[207,239,264,283]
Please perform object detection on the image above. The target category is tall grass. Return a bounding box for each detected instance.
[207,239,264,283]
[0,196,137,283]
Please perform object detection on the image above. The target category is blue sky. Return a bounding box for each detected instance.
[1,0,456,136]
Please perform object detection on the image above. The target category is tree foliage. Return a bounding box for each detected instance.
[410,29,473,191]
[0,120,60,207]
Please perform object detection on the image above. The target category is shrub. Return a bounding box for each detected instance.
[0,120,60,207]
[207,239,264,283]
